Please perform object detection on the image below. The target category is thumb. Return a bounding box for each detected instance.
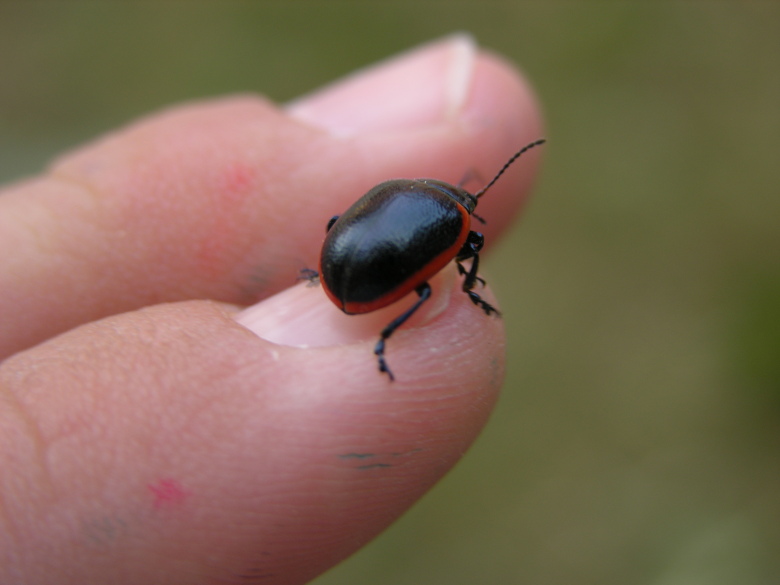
[0,265,502,585]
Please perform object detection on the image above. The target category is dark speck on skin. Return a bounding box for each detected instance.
[356,463,393,470]
[233,567,275,581]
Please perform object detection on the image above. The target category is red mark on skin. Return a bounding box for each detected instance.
[148,479,189,510]
[195,161,258,276]
[219,162,256,200]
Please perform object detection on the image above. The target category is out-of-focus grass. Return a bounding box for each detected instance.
[1,3,777,584]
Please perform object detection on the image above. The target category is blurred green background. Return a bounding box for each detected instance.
[2,2,778,584]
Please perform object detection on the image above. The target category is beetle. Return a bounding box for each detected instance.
[303,139,545,381]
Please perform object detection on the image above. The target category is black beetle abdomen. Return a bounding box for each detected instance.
[320,180,470,314]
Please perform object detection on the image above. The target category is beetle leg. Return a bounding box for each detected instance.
[298,268,320,286]
[306,215,341,285]
[456,231,500,316]
[456,261,485,287]
[456,167,482,189]
[374,282,432,381]
[461,255,500,316]
[456,231,485,288]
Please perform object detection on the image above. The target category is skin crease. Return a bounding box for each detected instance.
[0,36,544,585]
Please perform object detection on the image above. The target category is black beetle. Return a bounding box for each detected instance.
[304,138,545,381]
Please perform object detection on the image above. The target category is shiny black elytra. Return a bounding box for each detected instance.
[303,139,545,381]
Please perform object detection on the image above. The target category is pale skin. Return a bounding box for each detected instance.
[0,36,543,584]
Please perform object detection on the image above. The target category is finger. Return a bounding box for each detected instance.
[0,34,543,359]
[0,265,503,585]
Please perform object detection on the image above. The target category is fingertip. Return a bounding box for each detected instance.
[236,263,505,392]
[461,49,547,239]
[286,33,479,137]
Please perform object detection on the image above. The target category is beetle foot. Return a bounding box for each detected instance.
[374,340,396,381]
[298,268,320,286]
[456,262,486,287]
[466,291,501,317]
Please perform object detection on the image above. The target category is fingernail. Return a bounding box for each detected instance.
[286,33,476,137]
[235,267,456,348]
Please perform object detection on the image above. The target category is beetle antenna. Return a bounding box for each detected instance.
[474,138,546,199]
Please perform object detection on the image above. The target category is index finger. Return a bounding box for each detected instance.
[0,35,543,359]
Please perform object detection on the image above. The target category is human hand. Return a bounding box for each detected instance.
[0,35,543,584]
